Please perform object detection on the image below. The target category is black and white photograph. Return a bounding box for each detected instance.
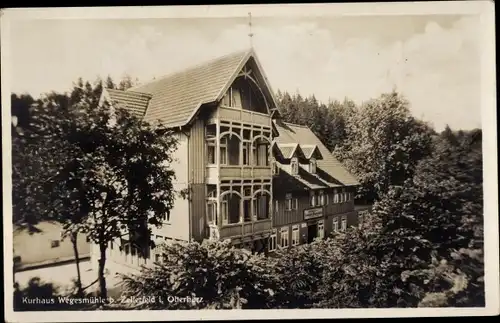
[1,2,498,322]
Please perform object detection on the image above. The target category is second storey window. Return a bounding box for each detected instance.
[285,193,292,211]
[242,141,250,165]
[291,157,299,175]
[310,191,317,207]
[220,138,227,165]
[318,190,325,206]
[207,141,216,165]
[254,141,270,166]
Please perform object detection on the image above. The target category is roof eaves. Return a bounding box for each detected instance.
[183,101,204,127]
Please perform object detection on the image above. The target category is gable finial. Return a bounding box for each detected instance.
[248,12,254,48]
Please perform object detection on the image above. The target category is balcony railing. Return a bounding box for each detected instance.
[219,219,272,239]
[206,165,272,182]
[219,106,271,127]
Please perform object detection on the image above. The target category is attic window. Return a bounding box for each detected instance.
[271,158,279,175]
[310,158,317,174]
[291,157,299,175]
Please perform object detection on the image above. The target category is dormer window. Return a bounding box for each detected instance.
[310,158,317,174]
[291,157,299,175]
[271,158,279,175]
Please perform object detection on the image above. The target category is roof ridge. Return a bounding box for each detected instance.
[129,48,252,92]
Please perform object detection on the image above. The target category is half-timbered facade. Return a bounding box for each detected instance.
[92,48,360,269]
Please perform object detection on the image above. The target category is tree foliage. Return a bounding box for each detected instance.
[119,240,274,309]
[119,122,483,309]
[11,75,174,299]
[366,127,484,307]
[333,91,435,203]
[276,90,355,152]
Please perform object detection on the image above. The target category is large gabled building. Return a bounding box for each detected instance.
[92,48,360,270]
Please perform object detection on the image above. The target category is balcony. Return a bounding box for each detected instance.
[218,106,271,127]
[206,165,272,182]
[218,219,272,240]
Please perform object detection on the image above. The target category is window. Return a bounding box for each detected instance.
[255,142,269,166]
[50,240,60,248]
[280,227,289,248]
[341,217,347,232]
[291,157,299,175]
[271,158,279,175]
[332,218,339,232]
[285,193,292,211]
[292,225,300,246]
[310,191,317,207]
[275,200,279,214]
[207,201,216,224]
[334,190,339,203]
[252,199,258,218]
[269,233,277,252]
[318,220,325,239]
[318,190,325,206]
[325,192,329,205]
[310,158,317,174]
[207,142,216,165]
[244,199,252,221]
[221,200,228,225]
[223,87,235,106]
[242,142,250,165]
[292,198,298,210]
[220,138,227,165]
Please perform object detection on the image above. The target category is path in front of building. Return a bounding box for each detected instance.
[14,259,138,297]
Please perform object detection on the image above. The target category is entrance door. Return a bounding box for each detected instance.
[307,223,318,243]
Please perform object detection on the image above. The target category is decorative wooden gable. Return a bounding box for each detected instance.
[220,56,277,116]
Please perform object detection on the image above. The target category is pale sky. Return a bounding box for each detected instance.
[8,14,481,131]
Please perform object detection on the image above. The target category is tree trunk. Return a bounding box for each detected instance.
[70,232,83,296]
[98,243,108,299]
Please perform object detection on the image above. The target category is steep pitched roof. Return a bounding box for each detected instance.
[100,49,279,128]
[273,120,360,186]
[129,50,248,127]
[104,88,152,118]
[112,48,276,129]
